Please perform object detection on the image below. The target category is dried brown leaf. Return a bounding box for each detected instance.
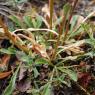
[32,44,48,58]
[0,71,11,79]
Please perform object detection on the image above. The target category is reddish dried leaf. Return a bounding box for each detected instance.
[32,44,48,58]
[78,72,91,88]
[79,61,86,67]
[92,91,95,95]
[0,71,11,79]
[0,55,10,67]
[0,55,10,71]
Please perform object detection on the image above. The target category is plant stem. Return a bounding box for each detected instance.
[49,0,54,38]
[63,0,79,45]
[51,16,66,60]
[49,0,54,30]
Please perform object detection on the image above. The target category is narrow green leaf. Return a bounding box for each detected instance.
[41,83,52,95]
[3,65,20,95]
[58,76,71,87]
[63,3,71,19]
[0,48,16,54]
[32,19,37,28]
[23,16,33,28]
[15,0,28,3]
[9,15,23,28]
[35,58,48,65]
[31,89,39,95]
[16,51,33,64]
[33,68,39,78]
[70,15,78,32]
[36,16,43,28]
[58,67,77,81]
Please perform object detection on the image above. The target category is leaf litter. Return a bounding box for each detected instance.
[0,0,95,95]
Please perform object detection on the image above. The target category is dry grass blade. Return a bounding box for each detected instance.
[0,18,50,59]
[74,11,95,33]
[0,17,30,54]
[13,28,58,36]
[17,34,36,44]
[58,40,85,51]
[0,55,10,66]
[17,34,49,58]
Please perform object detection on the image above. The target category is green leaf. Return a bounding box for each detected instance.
[0,48,16,54]
[68,26,83,39]
[15,0,28,3]
[31,89,40,95]
[54,17,63,27]
[23,16,33,28]
[16,51,33,64]
[9,15,23,28]
[58,76,71,87]
[31,15,43,28]
[3,65,20,95]
[36,16,43,28]
[32,19,37,28]
[33,68,39,78]
[41,83,52,95]
[63,3,71,19]
[8,21,15,31]
[58,67,77,81]
[35,58,48,65]
[70,15,78,32]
